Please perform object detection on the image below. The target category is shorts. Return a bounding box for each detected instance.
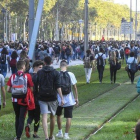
[39,100,58,115]
[56,106,73,118]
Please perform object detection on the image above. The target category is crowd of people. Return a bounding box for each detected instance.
[0,40,140,140]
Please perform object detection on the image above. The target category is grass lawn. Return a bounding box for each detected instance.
[89,97,140,140]
[0,76,139,139]
[1,62,140,139]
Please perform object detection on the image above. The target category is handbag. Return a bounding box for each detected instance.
[125,65,129,71]
[116,61,121,70]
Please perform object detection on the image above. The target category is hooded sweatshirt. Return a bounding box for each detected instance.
[37,66,61,102]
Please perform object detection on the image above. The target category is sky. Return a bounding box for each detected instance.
[114,0,140,11]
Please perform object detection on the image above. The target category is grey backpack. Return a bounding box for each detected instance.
[11,74,27,98]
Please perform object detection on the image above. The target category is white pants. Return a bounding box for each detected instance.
[84,68,92,83]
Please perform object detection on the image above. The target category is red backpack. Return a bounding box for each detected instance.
[125,49,130,55]
[10,59,17,67]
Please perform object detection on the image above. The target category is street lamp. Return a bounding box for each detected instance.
[1,8,6,42]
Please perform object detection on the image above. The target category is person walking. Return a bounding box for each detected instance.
[0,47,9,78]
[56,60,79,139]
[36,56,64,140]
[109,51,118,84]
[95,48,106,83]
[83,50,94,84]
[7,60,35,140]
[127,52,138,84]
[0,73,6,110]
[25,60,44,138]
[10,51,18,74]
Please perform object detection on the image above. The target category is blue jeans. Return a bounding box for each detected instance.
[11,66,17,74]
[66,55,70,65]
[1,64,7,78]
[97,66,104,83]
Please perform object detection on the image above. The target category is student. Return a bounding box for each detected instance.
[56,60,78,139]
[25,60,44,138]
[0,74,6,110]
[83,50,94,84]
[127,52,137,84]
[109,51,118,84]
[95,48,106,83]
[7,60,34,140]
[36,56,64,140]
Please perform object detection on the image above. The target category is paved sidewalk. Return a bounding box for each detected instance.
[6,59,83,78]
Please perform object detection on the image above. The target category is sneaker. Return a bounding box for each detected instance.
[49,136,55,140]
[56,132,63,138]
[25,125,30,138]
[64,135,70,139]
[33,134,40,138]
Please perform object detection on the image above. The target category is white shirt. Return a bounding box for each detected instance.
[0,74,5,105]
[127,57,137,69]
[95,53,106,66]
[57,72,77,107]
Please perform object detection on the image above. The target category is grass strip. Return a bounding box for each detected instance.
[89,97,140,140]
[0,78,139,139]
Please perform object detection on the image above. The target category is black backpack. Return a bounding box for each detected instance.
[60,71,71,95]
[54,46,60,54]
[65,48,71,56]
[130,58,138,73]
[0,54,6,64]
[97,54,104,66]
[39,70,55,98]
[120,49,124,56]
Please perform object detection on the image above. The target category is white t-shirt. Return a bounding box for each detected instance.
[95,53,106,66]
[127,57,137,69]
[57,72,77,107]
[0,74,5,105]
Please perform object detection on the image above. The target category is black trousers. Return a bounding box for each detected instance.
[97,66,104,83]
[128,69,135,83]
[110,66,117,83]
[13,102,27,139]
[27,104,40,132]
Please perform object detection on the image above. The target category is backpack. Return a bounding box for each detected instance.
[134,48,138,57]
[39,70,55,98]
[120,49,124,56]
[54,46,60,54]
[130,58,138,73]
[97,54,104,66]
[84,56,92,68]
[125,48,130,55]
[94,48,98,55]
[11,73,27,98]
[10,59,17,67]
[136,78,140,94]
[115,50,119,58]
[0,54,6,64]
[60,71,71,95]
[66,48,71,56]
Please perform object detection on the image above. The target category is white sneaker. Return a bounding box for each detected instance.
[56,132,63,138]
[64,135,70,139]
[49,136,55,140]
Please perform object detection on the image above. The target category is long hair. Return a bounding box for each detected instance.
[110,51,116,65]
[20,50,28,59]
[1,47,8,55]
[11,51,18,59]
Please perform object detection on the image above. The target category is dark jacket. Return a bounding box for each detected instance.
[37,66,61,102]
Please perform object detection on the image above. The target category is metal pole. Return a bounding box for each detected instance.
[29,0,34,43]
[130,0,132,41]
[135,0,137,41]
[28,0,44,60]
[55,4,59,41]
[84,0,88,55]
[3,12,5,42]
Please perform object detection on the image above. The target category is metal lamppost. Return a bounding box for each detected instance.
[1,8,6,42]
[95,22,97,40]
